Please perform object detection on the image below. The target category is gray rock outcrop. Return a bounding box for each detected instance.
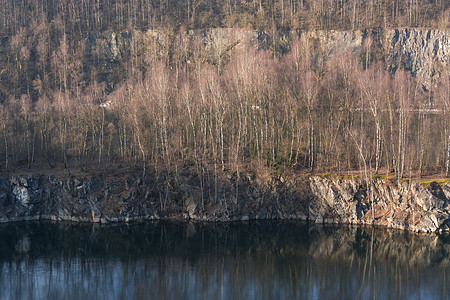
[309,176,450,233]
[0,172,449,233]
[300,28,449,89]
[83,28,449,89]
[0,172,309,224]
[386,28,449,88]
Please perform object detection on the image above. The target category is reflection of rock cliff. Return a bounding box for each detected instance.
[309,225,450,267]
[1,221,447,300]
[1,221,448,268]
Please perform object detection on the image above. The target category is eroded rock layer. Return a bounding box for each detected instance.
[0,172,449,233]
[309,176,450,233]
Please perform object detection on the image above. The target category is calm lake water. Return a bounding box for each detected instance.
[0,221,449,300]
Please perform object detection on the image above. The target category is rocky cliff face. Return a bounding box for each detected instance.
[0,172,309,224]
[85,28,449,85]
[300,28,449,89]
[299,30,364,56]
[385,28,448,88]
[1,172,449,233]
[309,176,450,233]
[84,31,133,61]
[82,28,448,89]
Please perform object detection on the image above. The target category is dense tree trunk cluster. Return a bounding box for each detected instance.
[0,0,448,178]
[0,0,447,35]
[0,38,448,179]
[0,1,448,100]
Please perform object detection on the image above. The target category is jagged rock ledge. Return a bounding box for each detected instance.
[0,173,449,233]
[0,172,310,225]
[309,176,450,233]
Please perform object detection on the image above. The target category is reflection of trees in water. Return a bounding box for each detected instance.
[0,221,449,299]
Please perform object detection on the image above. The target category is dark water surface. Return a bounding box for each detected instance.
[0,221,449,300]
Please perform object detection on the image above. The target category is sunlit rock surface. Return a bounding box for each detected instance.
[83,28,449,89]
[309,176,450,233]
[0,172,448,233]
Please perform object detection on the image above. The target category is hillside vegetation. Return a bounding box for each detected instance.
[0,0,448,181]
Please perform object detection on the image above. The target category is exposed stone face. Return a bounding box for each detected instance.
[385,28,449,89]
[0,173,310,224]
[300,28,449,89]
[309,176,450,233]
[0,173,448,233]
[85,28,448,89]
[84,30,133,61]
[300,30,363,56]
[12,185,29,206]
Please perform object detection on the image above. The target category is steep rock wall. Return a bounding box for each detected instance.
[1,172,449,233]
[300,28,449,88]
[385,28,449,88]
[86,28,449,86]
[77,28,449,90]
[309,176,450,233]
[0,172,309,224]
